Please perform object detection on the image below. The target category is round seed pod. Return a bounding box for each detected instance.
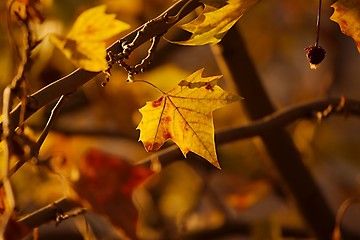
[305,45,326,69]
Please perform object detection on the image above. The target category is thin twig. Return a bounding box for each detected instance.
[17,198,83,228]
[35,95,69,154]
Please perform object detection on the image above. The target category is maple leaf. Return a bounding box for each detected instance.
[137,69,241,169]
[331,0,360,52]
[170,0,258,46]
[50,5,130,72]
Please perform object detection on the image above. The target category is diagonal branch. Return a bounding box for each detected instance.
[136,97,360,167]
[0,0,203,134]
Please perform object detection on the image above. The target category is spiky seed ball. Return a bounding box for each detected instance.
[305,45,326,69]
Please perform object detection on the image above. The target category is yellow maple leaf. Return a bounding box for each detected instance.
[50,5,130,72]
[331,0,360,52]
[136,69,241,169]
[171,0,258,46]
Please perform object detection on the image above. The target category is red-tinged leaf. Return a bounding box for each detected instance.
[73,149,153,240]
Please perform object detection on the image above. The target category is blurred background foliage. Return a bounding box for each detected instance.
[1,0,360,239]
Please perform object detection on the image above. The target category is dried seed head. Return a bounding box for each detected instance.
[305,45,326,69]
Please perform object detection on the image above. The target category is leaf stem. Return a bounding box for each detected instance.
[315,0,322,47]
[132,79,165,94]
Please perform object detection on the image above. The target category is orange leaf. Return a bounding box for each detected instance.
[331,0,360,52]
[137,69,241,168]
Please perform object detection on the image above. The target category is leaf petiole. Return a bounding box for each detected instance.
[132,79,165,94]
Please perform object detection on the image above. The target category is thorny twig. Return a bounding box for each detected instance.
[103,1,197,84]
[112,19,166,82]
[133,35,162,74]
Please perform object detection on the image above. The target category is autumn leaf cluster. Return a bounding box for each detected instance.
[1,0,360,239]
